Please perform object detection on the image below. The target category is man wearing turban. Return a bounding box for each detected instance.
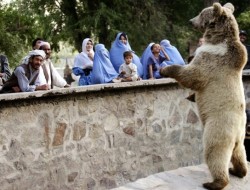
[39,41,69,89]
[0,50,49,93]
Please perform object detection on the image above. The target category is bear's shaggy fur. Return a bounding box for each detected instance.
[160,3,248,190]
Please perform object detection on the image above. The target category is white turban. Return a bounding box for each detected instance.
[28,49,46,59]
[20,50,46,64]
[39,41,51,49]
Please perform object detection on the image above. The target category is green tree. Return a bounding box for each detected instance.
[0,3,42,67]
[1,0,250,68]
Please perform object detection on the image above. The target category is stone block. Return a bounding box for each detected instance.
[100,177,116,189]
[68,172,78,183]
[73,122,86,141]
[187,109,199,124]
[52,122,67,146]
[123,127,135,136]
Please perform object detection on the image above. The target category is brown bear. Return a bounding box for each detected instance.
[160,3,248,190]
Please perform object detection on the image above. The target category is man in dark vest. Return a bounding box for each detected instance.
[0,50,49,93]
[0,55,11,89]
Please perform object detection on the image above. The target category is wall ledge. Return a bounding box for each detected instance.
[0,69,250,102]
[1,70,250,102]
[0,78,177,102]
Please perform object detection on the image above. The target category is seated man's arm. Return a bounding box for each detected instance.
[50,62,67,87]
[14,67,36,92]
[35,67,47,86]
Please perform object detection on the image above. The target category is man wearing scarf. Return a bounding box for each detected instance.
[39,42,69,89]
[0,50,49,93]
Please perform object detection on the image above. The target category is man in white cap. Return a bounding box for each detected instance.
[39,41,69,89]
[0,50,49,93]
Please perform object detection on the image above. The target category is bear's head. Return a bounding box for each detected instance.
[189,3,238,42]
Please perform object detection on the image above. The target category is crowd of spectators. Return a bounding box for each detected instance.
[0,30,249,93]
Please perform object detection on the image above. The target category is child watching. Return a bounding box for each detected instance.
[114,51,139,82]
[147,43,170,79]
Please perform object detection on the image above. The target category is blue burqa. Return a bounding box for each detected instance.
[160,40,185,66]
[141,43,154,79]
[110,32,143,77]
[91,44,118,84]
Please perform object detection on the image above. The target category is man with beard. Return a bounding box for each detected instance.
[39,41,69,89]
[0,50,49,93]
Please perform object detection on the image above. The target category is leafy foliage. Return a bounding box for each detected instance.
[0,3,40,66]
[0,0,250,68]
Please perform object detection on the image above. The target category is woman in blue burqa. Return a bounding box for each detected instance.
[110,32,143,77]
[140,42,154,80]
[160,39,185,66]
[91,44,118,84]
[72,38,94,86]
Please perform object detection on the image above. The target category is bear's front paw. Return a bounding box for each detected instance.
[159,67,169,77]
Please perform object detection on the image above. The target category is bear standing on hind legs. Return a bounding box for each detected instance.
[160,3,248,190]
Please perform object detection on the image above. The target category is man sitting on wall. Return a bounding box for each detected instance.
[0,50,49,93]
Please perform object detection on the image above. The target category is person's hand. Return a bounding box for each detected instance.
[87,51,94,60]
[149,77,155,80]
[123,77,132,81]
[36,84,49,90]
[0,73,4,77]
[12,86,21,92]
[120,71,126,75]
[64,84,70,88]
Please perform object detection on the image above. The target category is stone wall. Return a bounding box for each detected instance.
[1,75,247,190]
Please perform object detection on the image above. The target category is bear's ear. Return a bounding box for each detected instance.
[223,3,234,13]
[213,3,223,17]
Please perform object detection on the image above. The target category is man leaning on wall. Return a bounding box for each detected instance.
[0,54,11,90]
[0,50,49,93]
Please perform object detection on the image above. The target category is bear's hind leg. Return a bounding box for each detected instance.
[203,132,233,190]
[203,179,228,190]
[229,140,248,178]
